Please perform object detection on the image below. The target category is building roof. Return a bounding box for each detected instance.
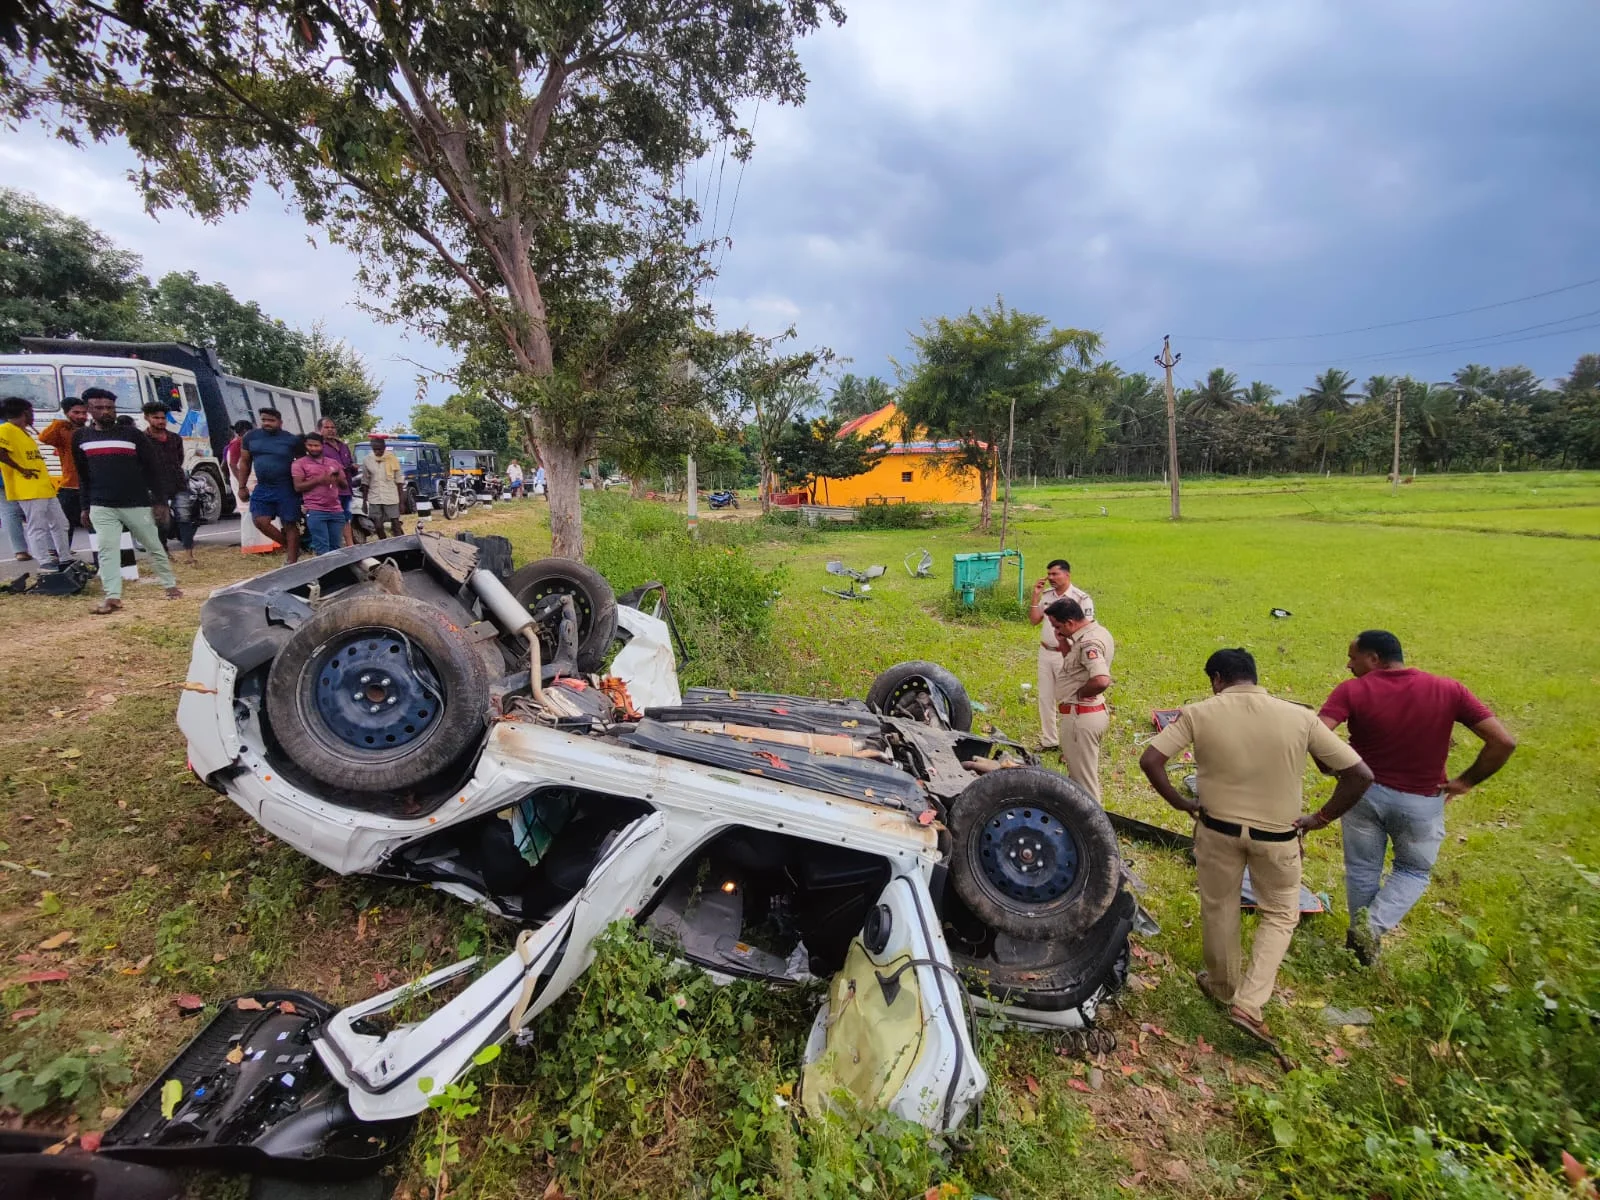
[834,402,989,453]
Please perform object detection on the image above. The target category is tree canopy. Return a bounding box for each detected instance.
[772,415,884,502]
[896,299,1100,530]
[0,187,152,348]
[2,0,844,558]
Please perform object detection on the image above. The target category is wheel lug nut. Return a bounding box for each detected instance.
[352,691,364,700]
[386,696,397,705]
[369,704,380,713]
[360,674,372,684]
[380,677,391,686]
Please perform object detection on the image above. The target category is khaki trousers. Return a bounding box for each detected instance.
[1036,646,1063,748]
[1057,707,1109,802]
[1194,822,1302,1021]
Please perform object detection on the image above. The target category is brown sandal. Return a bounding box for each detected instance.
[1228,1005,1297,1069]
[164,587,184,600]
[90,598,123,615]
[1195,970,1227,1008]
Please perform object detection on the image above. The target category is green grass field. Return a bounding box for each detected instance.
[1,471,1596,1198]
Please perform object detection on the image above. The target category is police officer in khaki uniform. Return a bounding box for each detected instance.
[1044,597,1114,802]
[1138,648,1373,1046]
[1028,558,1095,752]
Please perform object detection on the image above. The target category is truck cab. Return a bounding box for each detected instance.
[355,435,447,515]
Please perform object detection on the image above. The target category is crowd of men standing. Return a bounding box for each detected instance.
[1026,556,1517,1050]
[0,391,184,610]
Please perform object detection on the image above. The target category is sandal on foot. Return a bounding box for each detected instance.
[164,586,184,600]
[1228,1006,1297,1068]
[90,598,123,615]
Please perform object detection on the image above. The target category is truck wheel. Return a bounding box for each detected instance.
[946,768,1121,942]
[504,558,618,674]
[866,661,973,731]
[265,594,490,794]
[190,466,226,524]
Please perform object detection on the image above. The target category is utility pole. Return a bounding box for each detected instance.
[1390,382,1403,495]
[1155,335,1182,520]
[998,395,1016,551]
[685,452,698,536]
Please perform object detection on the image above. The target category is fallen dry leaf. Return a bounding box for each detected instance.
[1116,1171,1149,1189]
[279,1000,298,1015]
[225,1046,244,1065]
[10,970,70,986]
[79,1131,103,1153]
[1194,1034,1213,1054]
[356,909,368,941]
[235,997,266,1011]
[9,1008,41,1022]
[100,1107,121,1122]
[541,1180,572,1200]
[1163,1159,1193,1183]
[1024,1074,1041,1096]
[120,954,153,977]
[57,748,82,760]
[38,930,75,950]
[140,865,160,877]
[1067,1079,1092,1093]
[173,994,205,1015]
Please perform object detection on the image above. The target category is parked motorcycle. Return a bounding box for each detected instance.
[708,489,739,509]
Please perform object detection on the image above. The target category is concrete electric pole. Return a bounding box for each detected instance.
[1155,335,1182,520]
[1390,382,1403,495]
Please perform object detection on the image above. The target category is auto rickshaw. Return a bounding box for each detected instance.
[448,449,504,500]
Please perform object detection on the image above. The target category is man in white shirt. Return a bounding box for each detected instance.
[1027,558,1095,752]
[506,460,524,498]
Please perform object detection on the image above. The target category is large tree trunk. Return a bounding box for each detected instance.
[629,474,649,500]
[520,411,586,559]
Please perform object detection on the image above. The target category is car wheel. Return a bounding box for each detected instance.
[866,661,973,731]
[503,558,619,674]
[946,767,1121,941]
[265,594,490,794]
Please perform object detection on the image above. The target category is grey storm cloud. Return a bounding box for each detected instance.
[5,0,1598,422]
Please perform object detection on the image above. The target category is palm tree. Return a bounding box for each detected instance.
[1452,364,1494,404]
[1243,380,1280,407]
[1186,367,1242,416]
[1300,368,1358,415]
[1364,374,1397,403]
[1303,410,1347,473]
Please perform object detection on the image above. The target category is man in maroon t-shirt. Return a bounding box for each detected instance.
[1319,630,1516,962]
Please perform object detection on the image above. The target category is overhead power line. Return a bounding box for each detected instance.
[1227,307,1600,368]
[1177,275,1600,343]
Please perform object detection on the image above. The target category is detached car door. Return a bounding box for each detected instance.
[314,812,667,1122]
[801,871,988,1131]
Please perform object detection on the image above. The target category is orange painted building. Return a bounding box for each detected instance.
[812,403,990,506]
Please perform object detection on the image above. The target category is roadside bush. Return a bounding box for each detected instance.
[585,498,785,687]
[853,503,961,530]
[0,1011,132,1118]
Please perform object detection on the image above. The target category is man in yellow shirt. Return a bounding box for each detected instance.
[1138,648,1372,1047]
[0,397,73,568]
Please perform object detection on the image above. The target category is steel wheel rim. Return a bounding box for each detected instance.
[975,805,1080,904]
[307,628,444,755]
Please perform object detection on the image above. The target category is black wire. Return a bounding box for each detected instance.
[1177,275,1600,342]
[1223,311,1600,369]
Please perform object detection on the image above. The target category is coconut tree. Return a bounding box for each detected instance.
[1186,367,1243,416]
[1242,380,1280,407]
[1300,368,1359,414]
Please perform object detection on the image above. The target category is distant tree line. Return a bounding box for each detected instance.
[1019,361,1600,479]
[0,188,381,434]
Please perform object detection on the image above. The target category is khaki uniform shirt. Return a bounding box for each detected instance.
[1147,684,1362,832]
[1055,620,1115,700]
[1036,583,1095,649]
[360,452,403,506]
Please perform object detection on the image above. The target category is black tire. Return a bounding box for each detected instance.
[503,557,619,674]
[401,486,417,516]
[866,661,973,732]
[265,594,490,794]
[442,490,459,520]
[946,768,1121,942]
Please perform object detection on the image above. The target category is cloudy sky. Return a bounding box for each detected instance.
[5,0,1598,424]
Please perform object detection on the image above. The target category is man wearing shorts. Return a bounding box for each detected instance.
[359,433,405,538]
[234,407,302,563]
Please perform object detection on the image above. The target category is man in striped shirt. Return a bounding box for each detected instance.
[71,390,181,612]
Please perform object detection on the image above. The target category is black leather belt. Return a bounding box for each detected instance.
[1198,812,1298,842]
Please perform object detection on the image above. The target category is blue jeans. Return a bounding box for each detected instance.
[305,510,346,556]
[0,494,28,557]
[1341,782,1447,935]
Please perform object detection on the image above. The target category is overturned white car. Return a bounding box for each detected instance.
[87,532,1136,1180]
